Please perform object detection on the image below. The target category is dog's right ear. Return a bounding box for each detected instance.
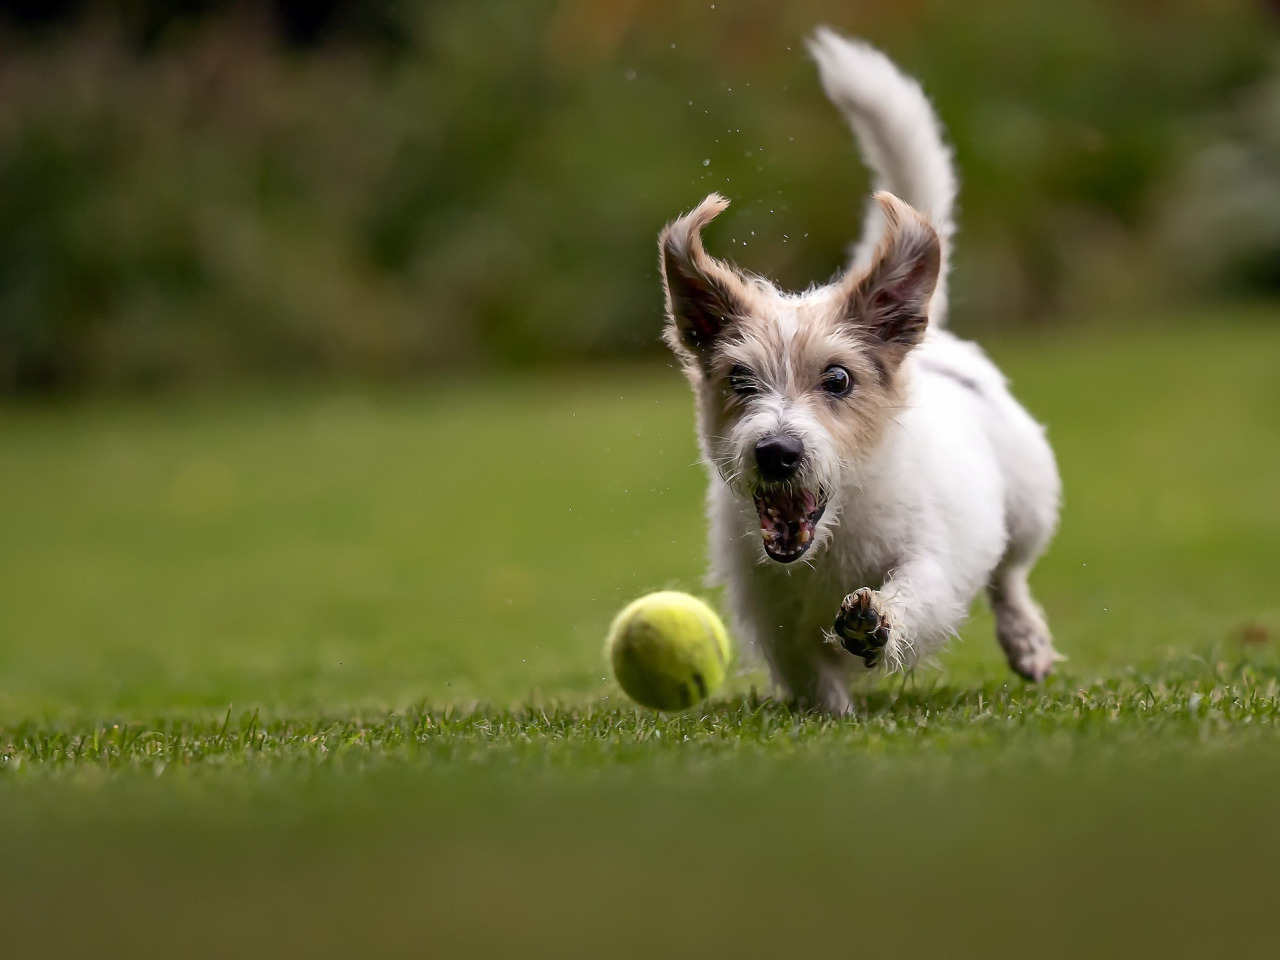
[659,194,749,358]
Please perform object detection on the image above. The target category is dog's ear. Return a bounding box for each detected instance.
[841,192,941,373]
[659,194,751,358]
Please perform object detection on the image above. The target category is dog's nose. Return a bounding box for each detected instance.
[754,434,805,482]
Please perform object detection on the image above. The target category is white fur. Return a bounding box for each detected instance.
[700,33,1062,713]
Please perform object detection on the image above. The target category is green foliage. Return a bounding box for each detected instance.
[0,0,1275,392]
[1160,53,1280,294]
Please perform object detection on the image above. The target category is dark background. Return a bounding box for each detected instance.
[3,0,1279,394]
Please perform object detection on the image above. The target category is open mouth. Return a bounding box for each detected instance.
[753,487,827,563]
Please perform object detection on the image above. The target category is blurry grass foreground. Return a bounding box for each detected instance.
[4,675,1280,959]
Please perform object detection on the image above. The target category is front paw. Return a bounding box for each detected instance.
[832,587,893,668]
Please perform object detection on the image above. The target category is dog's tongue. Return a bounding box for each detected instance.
[755,488,819,561]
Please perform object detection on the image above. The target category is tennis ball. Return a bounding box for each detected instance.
[607,591,731,711]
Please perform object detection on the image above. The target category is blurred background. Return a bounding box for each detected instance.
[3,7,1280,955]
[3,0,1280,395]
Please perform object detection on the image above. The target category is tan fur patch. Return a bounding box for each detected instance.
[699,300,906,479]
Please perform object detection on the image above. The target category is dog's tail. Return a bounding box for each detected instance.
[808,28,956,326]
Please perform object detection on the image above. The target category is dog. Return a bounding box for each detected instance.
[657,29,1063,715]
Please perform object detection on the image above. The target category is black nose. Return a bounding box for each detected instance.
[754,434,805,482]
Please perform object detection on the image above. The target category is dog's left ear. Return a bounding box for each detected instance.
[841,192,941,372]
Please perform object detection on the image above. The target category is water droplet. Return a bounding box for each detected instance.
[702,158,711,166]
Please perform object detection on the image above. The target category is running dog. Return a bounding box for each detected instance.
[657,29,1062,714]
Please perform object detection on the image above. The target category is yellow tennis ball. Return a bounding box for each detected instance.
[607,591,731,711]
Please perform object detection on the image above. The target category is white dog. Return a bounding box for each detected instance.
[658,29,1062,714]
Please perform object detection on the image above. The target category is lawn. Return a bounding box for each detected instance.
[1,310,1279,957]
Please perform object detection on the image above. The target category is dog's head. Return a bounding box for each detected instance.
[659,192,940,564]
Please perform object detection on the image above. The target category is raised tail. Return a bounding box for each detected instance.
[807,27,956,326]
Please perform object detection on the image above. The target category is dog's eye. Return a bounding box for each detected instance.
[728,365,758,396]
[820,365,854,397]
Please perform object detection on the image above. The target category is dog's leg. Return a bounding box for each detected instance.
[765,637,852,715]
[988,563,1061,681]
[807,659,853,716]
[829,558,969,672]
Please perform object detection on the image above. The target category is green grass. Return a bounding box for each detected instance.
[4,665,1280,774]
[2,311,1280,957]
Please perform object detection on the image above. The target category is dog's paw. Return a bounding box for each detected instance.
[832,587,893,668]
[992,597,1065,683]
[1007,641,1065,683]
